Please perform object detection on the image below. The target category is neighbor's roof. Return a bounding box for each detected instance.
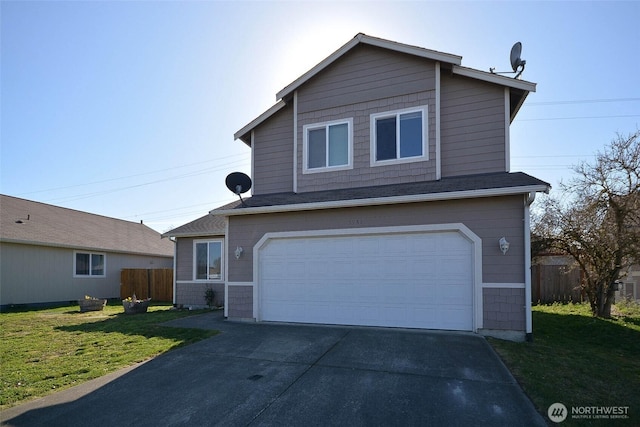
[0,195,174,256]
[162,214,226,238]
[211,172,551,216]
[234,33,536,143]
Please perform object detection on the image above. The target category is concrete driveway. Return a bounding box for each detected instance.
[1,311,546,426]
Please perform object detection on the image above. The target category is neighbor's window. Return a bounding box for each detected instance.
[74,252,106,277]
[371,106,428,164]
[303,119,353,173]
[194,240,223,281]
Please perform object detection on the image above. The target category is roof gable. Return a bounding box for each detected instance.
[0,195,173,256]
[276,33,462,101]
[162,214,226,238]
[235,33,535,144]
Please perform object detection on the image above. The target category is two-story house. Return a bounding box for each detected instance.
[164,33,550,341]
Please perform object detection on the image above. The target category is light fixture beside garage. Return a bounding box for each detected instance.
[235,246,244,259]
[499,237,510,255]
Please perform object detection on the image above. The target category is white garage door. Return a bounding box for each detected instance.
[258,230,473,331]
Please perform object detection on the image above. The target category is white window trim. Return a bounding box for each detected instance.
[370,105,429,167]
[302,118,353,174]
[73,251,106,278]
[193,239,224,282]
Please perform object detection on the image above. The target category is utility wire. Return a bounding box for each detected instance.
[17,153,247,196]
[525,97,640,106]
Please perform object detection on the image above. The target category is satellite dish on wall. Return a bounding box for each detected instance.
[489,41,527,79]
[225,172,252,206]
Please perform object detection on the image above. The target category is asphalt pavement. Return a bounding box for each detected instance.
[1,310,546,426]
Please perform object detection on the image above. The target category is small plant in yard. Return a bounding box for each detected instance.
[204,288,215,308]
[489,302,640,426]
[0,303,217,409]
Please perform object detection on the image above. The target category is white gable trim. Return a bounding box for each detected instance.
[452,66,536,92]
[234,100,287,142]
[276,33,462,101]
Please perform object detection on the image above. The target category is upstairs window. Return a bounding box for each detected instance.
[371,106,428,165]
[74,252,106,277]
[194,240,223,281]
[303,119,353,173]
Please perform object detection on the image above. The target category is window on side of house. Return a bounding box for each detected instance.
[303,118,353,173]
[370,106,428,165]
[194,240,224,281]
[74,252,106,277]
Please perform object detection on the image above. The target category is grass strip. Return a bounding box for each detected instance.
[0,303,217,409]
[489,301,640,426]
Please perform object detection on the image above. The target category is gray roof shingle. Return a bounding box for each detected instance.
[162,214,226,238]
[212,172,550,213]
[1,195,174,256]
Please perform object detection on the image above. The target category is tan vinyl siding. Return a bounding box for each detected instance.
[294,45,438,193]
[226,195,525,284]
[175,235,223,282]
[297,45,436,113]
[227,285,254,319]
[440,74,506,177]
[0,242,172,305]
[252,104,294,195]
[175,282,224,308]
[297,93,437,193]
[483,288,525,331]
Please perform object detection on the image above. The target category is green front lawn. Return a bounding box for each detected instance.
[0,303,217,409]
[489,301,640,426]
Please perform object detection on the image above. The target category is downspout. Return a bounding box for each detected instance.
[171,238,177,306]
[293,91,298,193]
[435,62,441,180]
[524,191,536,341]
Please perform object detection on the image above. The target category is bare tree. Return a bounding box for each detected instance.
[533,130,640,317]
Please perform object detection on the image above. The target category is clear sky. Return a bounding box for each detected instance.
[2,1,639,233]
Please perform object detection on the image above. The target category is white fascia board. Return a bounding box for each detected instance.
[452,66,537,92]
[359,34,462,65]
[211,184,551,217]
[276,33,462,101]
[234,100,287,142]
[162,231,225,239]
[0,238,173,258]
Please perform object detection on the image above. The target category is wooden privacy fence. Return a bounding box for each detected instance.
[532,264,584,304]
[120,269,173,302]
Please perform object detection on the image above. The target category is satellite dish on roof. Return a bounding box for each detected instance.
[489,41,527,79]
[510,42,526,78]
[225,172,252,206]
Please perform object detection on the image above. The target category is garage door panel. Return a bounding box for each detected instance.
[259,231,473,331]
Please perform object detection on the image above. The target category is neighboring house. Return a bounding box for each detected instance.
[166,33,551,341]
[0,195,174,308]
[618,265,640,301]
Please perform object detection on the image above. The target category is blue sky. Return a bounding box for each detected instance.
[2,1,639,233]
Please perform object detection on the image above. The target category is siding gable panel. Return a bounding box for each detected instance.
[440,74,506,177]
[252,103,294,195]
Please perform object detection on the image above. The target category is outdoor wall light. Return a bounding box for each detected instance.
[234,246,244,260]
[499,237,510,255]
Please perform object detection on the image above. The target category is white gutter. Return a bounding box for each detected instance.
[211,184,550,217]
[452,66,537,92]
[524,191,536,340]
